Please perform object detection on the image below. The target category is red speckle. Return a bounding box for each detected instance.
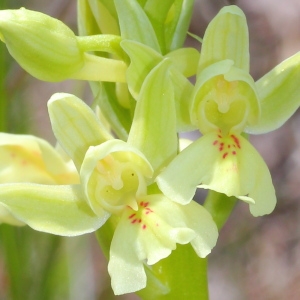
[230,135,241,149]
[213,140,218,145]
[142,224,147,230]
[228,145,231,148]
[138,219,142,223]
[218,135,222,138]
[232,151,236,155]
[131,219,138,224]
[222,152,228,159]
[140,201,144,206]
[129,213,135,219]
[145,208,153,214]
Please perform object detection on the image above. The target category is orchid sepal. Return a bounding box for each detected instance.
[0,183,109,235]
[128,59,177,174]
[198,5,249,72]
[246,51,300,134]
[48,93,112,170]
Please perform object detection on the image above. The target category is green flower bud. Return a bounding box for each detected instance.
[0,8,83,81]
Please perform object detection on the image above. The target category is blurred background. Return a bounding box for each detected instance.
[1,0,300,299]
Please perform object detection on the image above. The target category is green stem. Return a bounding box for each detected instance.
[0,226,26,300]
[204,190,237,230]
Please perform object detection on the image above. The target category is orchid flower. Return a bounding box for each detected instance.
[0,133,79,226]
[0,60,218,295]
[157,5,300,217]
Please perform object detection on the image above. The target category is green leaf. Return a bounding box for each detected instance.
[246,51,300,134]
[198,5,249,72]
[48,93,112,170]
[114,0,161,52]
[0,183,109,235]
[128,59,177,174]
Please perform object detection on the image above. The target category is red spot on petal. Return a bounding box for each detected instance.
[218,135,222,138]
[232,151,236,155]
[129,213,135,219]
[231,135,241,149]
[213,140,218,145]
[138,219,142,223]
[142,224,146,230]
[228,145,231,148]
[223,152,228,159]
[131,219,138,224]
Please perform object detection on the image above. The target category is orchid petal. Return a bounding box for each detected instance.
[198,5,249,72]
[0,183,109,235]
[108,194,217,295]
[246,52,300,134]
[48,93,112,169]
[157,132,276,216]
[0,133,78,184]
[166,47,200,77]
[121,40,162,99]
[128,59,177,173]
[81,139,153,215]
[192,60,259,134]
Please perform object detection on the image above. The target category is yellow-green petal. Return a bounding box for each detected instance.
[246,51,300,134]
[121,40,163,99]
[48,93,112,170]
[80,140,153,215]
[128,59,177,174]
[192,60,259,134]
[157,132,276,216]
[198,5,249,72]
[0,183,109,235]
[0,132,79,185]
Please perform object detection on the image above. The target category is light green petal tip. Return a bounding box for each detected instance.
[198,5,249,72]
[48,93,112,169]
[0,184,109,235]
[128,59,177,174]
[246,51,300,134]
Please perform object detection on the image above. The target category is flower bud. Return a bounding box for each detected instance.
[0,8,84,81]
